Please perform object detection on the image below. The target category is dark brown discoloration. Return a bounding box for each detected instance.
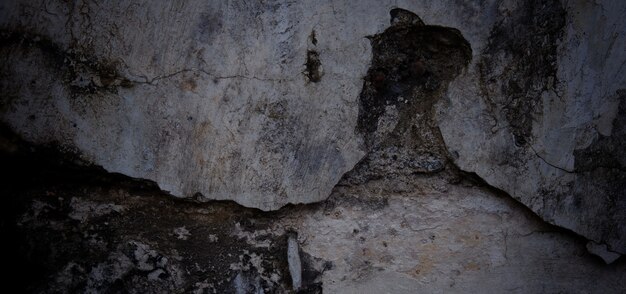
[478,0,566,146]
[0,29,133,98]
[304,50,322,83]
[351,8,471,182]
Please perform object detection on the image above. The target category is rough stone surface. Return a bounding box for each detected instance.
[1,0,625,290]
[0,0,374,211]
[2,136,625,293]
[351,9,471,184]
[2,0,622,243]
[587,241,622,264]
[437,0,626,254]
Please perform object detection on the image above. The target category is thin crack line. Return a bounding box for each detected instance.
[528,144,575,173]
[128,67,295,85]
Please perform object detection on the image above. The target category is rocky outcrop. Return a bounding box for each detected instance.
[0,0,369,211]
[0,0,624,272]
[437,0,626,257]
[2,135,625,293]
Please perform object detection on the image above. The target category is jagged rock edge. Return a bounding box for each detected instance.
[2,8,621,263]
[2,118,623,269]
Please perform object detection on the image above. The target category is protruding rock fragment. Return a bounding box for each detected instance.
[287,232,302,291]
[390,8,424,27]
[586,241,622,264]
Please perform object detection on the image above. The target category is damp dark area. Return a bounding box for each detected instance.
[0,125,330,293]
[347,8,471,183]
[0,29,134,97]
[1,120,609,293]
[571,90,626,251]
[2,3,624,292]
[304,50,322,83]
[478,0,566,146]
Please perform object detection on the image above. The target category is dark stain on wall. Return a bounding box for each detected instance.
[0,29,133,98]
[349,8,471,182]
[478,0,566,146]
[571,90,626,252]
[304,50,322,83]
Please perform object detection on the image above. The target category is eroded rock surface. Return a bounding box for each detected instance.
[0,0,372,211]
[0,0,625,282]
[437,0,626,254]
[2,132,625,293]
[349,9,471,183]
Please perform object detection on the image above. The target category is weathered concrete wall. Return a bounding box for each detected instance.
[0,0,377,211]
[3,144,625,293]
[1,0,625,287]
[437,0,626,258]
[0,0,508,210]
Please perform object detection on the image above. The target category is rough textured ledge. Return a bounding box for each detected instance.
[0,0,625,285]
[1,126,624,293]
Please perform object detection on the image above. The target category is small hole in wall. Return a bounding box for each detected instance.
[304,50,322,83]
[514,135,526,147]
